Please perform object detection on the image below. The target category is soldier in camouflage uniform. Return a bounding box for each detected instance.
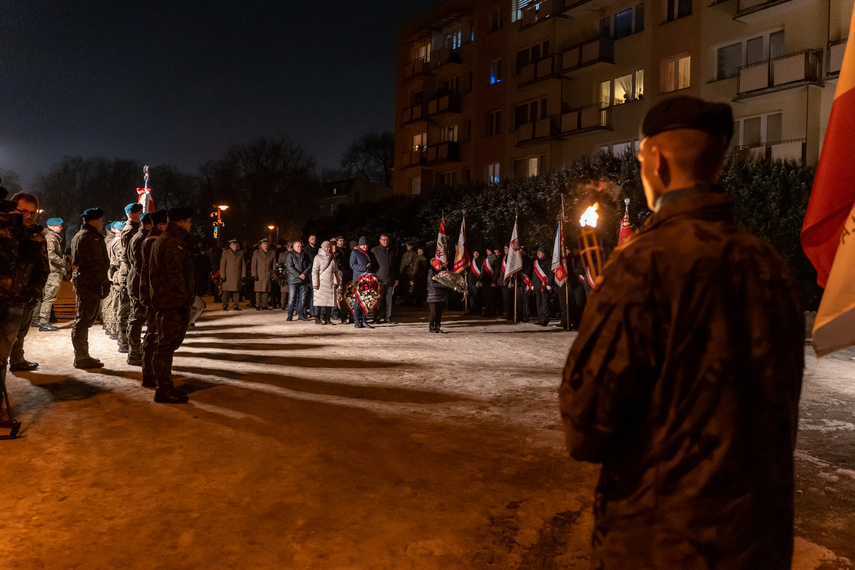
[34,217,65,332]
[101,221,121,339]
[149,207,195,404]
[7,193,49,372]
[114,203,142,354]
[139,210,167,388]
[125,211,152,366]
[71,208,111,369]
[108,221,127,351]
[559,97,804,568]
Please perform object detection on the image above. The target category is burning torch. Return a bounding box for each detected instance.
[578,203,604,288]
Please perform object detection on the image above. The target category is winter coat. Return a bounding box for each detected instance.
[118,220,139,285]
[71,222,110,296]
[481,253,498,287]
[370,244,397,283]
[251,247,276,292]
[219,249,246,293]
[44,228,65,275]
[311,249,339,307]
[532,256,553,292]
[336,248,352,284]
[399,249,417,277]
[426,266,449,304]
[560,189,804,569]
[467,256,482,287]
[127,228,150,300]
[150,221,195,311]
[0,212,49,303]
[350,248,371,280]
[138,227,162,307]
[286,250,311,285]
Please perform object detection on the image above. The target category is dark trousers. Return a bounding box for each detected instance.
[127,297,146,359]
[141,308,158,384]
[153,308,190,390]
[116,287,131,346]
[287,284,306,319]
[535,290,551,324]
[375,282,394,322]
[9,299,37,365]
[1,301,24,427]
[353,301,367,327]
[316,306,332,324]
[428,302,444,330]
[467,284,482,315]
[483,286,496,317]
[71,290,102,359]
[222,290,240,309]
[501,285,514,319]
[516,287,530,322]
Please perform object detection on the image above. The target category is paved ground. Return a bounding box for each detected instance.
[1,283,853,568]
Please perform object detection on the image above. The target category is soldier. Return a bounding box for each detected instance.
[251,238,275,310]
[70,208,111,369]
[220,239,246,311]
[399,243,417,306]
[6,193,49,373]
[110,204,142,352]
[149,207,195,404]
[104,221,123,340]
[139,210,168,387]
[34,217,65,332]
[125,212,153,366]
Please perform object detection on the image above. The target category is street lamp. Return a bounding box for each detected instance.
[211,204,228,247]
[267,224,278,245]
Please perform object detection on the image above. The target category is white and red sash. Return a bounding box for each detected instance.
[471,260,481,278]
[533,260,548,286]
[483,258,493,277]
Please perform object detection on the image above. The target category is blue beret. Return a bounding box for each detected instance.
[82,208,104,220]
[46,217,64,226]
[112,221,125,231]
[125,203,143,214]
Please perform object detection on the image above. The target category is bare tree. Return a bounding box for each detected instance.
[340,132,394,187]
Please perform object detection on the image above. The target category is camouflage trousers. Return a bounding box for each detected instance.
[141,307,158,385]
[153,308,190,390]
[1,302,25,426]
[127,297,146,360]
[101,288,116,333]
[113,286,130,347]
[35,271,62,325]
[9,299,37,366]
[72,290,102,359]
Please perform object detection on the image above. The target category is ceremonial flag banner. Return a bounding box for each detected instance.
[551,221,567,287]
[618,201,632,246]
[805,5,855,356]
[137,187,154,213]
[504,218,522,283]
[453,217,471,274]
[436,218,448,264]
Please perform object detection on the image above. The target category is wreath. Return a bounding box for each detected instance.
[272,262,288,286]
[352,273,382,313]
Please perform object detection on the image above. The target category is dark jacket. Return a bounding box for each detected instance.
[370,244,397,283]
[71,223,110,295]
[139,227,162,307]
[286,250,311,285]
[467,256,482,287]
[481,253,498,287]
[150,222,195,311]
[350,248,371,280]
[127,227,150,300]
[532,255,553,292]
[560,190,804,569]
[425,266,449,304]
[336,248,353,284]
[0,212,49,303]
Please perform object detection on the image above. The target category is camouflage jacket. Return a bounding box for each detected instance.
[138,227,162,308]
[71,223,110,294]
[0,212,49,303]
[108,232,124,286]
[150,222,195,311]
[44,228,65,274]
[118,220,139,284]
[560,189,804,568]
[127,227,149,301]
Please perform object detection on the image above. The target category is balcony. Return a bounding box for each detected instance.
[428,46,462,70]
[518,55,561,87]
[425,141,460,164]
[401,148,427,168]
[560,103,613,135]
[427,93,461,116]
[562,0,613,17]
[517,118,556,145]
[401,104,426,124]
[734,0,813,22]
[561,36,614,74]
[734,138,806,162]
[519,0,565,28]
[828,38,847,76]
[735,49,823,99]
[403,58,431,80]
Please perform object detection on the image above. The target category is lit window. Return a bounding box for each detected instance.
[413,132,427,151]
[490,58,503,84]
[488,163,500,183]
[512,0,537,22]
[613,5,644,39]
[441,125,459,143]
[411,178,422,195]
[599,70,644,106]
[663,56,690,92]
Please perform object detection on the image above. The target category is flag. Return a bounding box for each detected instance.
[435,218,448,264]
[453,216,471,274]
[803,5,855,356]
[503,218,522,283]
[137,187,154,213]
[551,220,567,287]
[618,199,632,246]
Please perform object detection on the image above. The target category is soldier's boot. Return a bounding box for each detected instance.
[73,356,104,369]
[154,387,188,404]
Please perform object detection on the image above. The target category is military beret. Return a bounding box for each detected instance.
[112,221,125,231]
[46,217,63,226]
[358,236,368,246]
[140,212,153,225]
[151,210,168,225]
[125,202,144,214]
[167,207,194,221]
[642,96,733,145]
[82,208,104,221]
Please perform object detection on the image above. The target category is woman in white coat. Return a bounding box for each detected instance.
[311,241,339,325]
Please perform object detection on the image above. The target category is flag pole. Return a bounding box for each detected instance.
[562,197,569,331]
[514,274,518,323]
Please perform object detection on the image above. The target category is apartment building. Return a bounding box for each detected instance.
[394,0,853,196]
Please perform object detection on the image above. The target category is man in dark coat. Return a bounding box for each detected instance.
[125,212,153,366]
[480,247,498,317]
[70,208,111,369]
[349,237,373,328]
[139,210,167,388]
[532,246,553,326]
[370,234,399,324]
[149,207,195,404]
[560,96,804,568]
[285,240,311,321]
[466,249,483,316]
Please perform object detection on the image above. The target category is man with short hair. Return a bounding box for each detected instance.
[466,249,483,316]
[34,217,65,332]
[370,234,399,324]
[560,96,804,567]
[70,208,111,369]
[532,246,552,326]
[149,208,195,404]
[285,240,311,321]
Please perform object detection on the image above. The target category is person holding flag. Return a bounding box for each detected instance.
[532,246,552,326]
[480,247,499,317]
[466,249,483,315]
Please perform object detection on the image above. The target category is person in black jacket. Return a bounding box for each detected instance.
[70,208,111,369]
[285,240,311,321]
[149,207,195,404]
[532,246,553,326]
[425,258,450,333]
[369,234,399,324]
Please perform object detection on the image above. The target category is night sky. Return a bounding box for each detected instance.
[0,1,438,188]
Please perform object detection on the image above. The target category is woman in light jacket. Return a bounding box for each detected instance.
[311,240,339,325]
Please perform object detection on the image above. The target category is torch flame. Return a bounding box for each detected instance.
[580,203,599,228]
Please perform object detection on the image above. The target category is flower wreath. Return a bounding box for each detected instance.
[351,273,382,313]
[272,262,288,286]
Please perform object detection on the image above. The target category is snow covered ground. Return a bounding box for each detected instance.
[1,284,852,568]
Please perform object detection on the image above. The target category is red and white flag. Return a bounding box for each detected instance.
[453,216,471,274]
[618,199,632,246]
[503,218,522,283]
[435,218,448,264]
[802,5,855,356]
[137,187,154,213]
[551,219,567,287]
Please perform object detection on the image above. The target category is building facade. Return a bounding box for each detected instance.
[394,0,853,196]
